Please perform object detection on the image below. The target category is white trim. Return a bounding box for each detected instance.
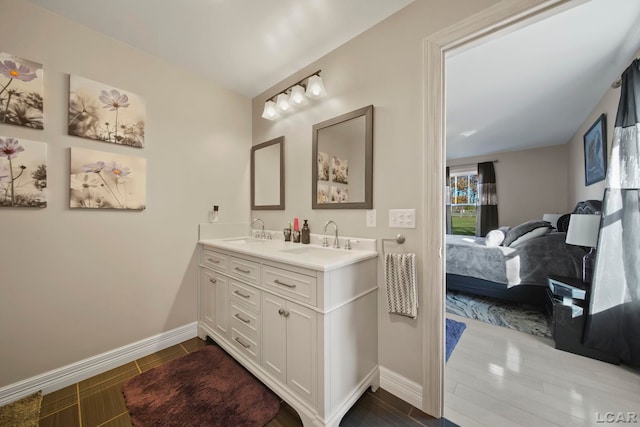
[379,366,422,409]
[0,322,198,406]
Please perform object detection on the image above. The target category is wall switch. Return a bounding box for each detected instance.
[389,209,416,228]
[366,209,376,227]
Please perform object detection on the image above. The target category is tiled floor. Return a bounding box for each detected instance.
[38,337,454,427]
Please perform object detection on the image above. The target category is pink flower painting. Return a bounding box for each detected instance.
[0,136,47,208]
[0,52,44,129]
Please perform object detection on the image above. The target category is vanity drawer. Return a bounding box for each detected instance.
[230,257,260,285]
[230,303,260,338]
[230,328,260,363]
[229,280,261,312]
[201,248,229,273]
[263,265,317,306]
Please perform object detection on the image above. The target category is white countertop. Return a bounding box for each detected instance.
[199,236,378,272]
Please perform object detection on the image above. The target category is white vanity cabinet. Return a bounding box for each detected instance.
[197,241,378,427]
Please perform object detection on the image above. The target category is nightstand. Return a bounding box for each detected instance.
[546,275,619,364]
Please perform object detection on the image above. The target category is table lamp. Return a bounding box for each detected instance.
[565,214,601,284]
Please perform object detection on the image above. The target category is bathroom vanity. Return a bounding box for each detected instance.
[197,236,379,427]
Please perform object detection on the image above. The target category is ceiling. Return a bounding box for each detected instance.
[25,0,413,98]
[446,0,640,160]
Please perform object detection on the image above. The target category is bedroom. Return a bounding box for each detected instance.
[442,0,640,424]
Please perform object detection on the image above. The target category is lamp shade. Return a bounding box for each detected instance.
[305,75,327,99]
[261,100,279,120]
[566,214,600,248]
[542,213,562,228]
[275,93,293,113]
[289,85,308,107]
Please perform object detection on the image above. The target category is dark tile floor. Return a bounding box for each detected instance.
[38,337,456,426]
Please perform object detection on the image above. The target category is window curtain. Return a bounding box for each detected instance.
[475,161,498,237]
[445,167,452,234]
[584,59,640,367]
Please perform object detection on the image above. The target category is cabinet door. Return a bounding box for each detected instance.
[199,268,228,337]
[262,293,287,383]
[286,302,317,405]
[214,273,228,337]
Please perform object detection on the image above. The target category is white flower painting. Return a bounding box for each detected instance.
[332,156,348,184]
[317,152,329,181]
[331,186,348,203]
[0,136,47,207]
[70,147,146,210]
[68,76,145,147]
[0,52,44,130]
[317,184,329,204]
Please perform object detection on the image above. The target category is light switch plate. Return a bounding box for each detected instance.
[366,209,376,227]
[389,209,416,228]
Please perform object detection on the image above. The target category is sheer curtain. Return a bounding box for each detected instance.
[445,167,452,234]
[584,59,640,367]
[475,161,498,237]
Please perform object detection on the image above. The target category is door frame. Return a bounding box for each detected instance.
[420,0,580,416]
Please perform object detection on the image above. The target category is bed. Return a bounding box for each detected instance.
[446,200,601,306]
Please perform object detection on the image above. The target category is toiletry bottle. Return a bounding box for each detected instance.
[292,217,301,243]
[209,205,219,223]
[301,220,310,244]
[284,222,292,241]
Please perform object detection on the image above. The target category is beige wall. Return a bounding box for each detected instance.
[447,144,569,227]
[251,0,499,383]
[0,0,251,387]
[568,49,640,205]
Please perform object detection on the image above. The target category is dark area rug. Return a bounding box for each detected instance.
[446,291,551,338]
[446,318,466,362]
[122,345,280,427]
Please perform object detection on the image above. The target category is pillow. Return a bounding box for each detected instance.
[485,227,509,247]
[503,220,553,247]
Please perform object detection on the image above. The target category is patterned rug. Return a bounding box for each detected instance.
[0,391,42,427]
[446,291,551,338]
[446,318,466,362]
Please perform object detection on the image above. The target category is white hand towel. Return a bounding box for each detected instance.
[385,253,418,318]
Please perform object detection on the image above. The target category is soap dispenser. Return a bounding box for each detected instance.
[301,220,310,244]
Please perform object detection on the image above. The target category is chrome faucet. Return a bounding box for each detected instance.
[251,218,265,239]
[323,220,340,249]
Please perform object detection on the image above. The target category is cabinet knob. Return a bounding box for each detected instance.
[209,278,217,284]
[283,310,290,318]
[278,308,285,316]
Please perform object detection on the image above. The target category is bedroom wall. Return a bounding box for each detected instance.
[251,0,500,386]
[447,144,569,227]
[567,49,640,206]
[0,0,251,387]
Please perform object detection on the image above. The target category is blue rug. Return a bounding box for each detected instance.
[446,318,466,362]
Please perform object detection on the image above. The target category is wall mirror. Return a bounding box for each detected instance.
[312,105,373,209]
[251,136,284,210]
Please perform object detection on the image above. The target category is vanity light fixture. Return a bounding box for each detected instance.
[261,70,326,121]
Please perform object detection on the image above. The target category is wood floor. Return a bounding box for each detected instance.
[445,313,640,427]
[37,337,453,427]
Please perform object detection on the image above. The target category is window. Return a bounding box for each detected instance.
[450,170,478,235]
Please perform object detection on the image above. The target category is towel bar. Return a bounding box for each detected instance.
[382,234,406,256]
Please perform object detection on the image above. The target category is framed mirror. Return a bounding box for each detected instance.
[251,136,284,210]
[312,105,373,209]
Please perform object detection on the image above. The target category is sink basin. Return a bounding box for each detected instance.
[280,246,353,261]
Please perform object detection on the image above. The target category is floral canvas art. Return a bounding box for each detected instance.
[70,147,146,210]
[0,52,44,129]
[331,156,348,184]
[331,186,348,203]
[0,136,47,207]
[317,184,329,204]
[68,76,145,147]
[317,152,329,181]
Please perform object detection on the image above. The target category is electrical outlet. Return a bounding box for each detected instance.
[389,209,416,228]
[366,209,376,227]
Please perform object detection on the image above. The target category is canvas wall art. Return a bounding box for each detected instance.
[0,136,47,207]
[583,113,607,186]
[331,156,348,184]
[68,76,145,148]
[317,183,329,204]
[70,147,146,210]
[317,152,329,181]
[331,186,348,203]
[0,52,44,129]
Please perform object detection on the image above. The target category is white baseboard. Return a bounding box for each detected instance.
[0,322,198,406]
[379,365,423,409]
